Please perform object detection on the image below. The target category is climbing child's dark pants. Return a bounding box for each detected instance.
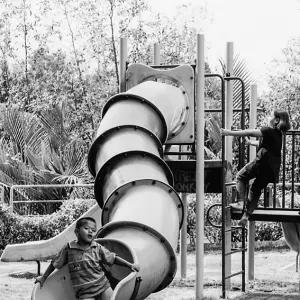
[236,160,273,214]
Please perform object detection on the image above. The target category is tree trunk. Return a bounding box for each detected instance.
[109,0,119,90]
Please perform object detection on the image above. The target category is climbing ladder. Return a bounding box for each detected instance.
[204,74,248,298]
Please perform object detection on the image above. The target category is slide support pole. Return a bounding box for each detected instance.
[179,144,188,279]
[180,192,188,278]
[247,83,257,281]
[119,37,127,93]
[154,43,161,65]
[195,33,205,300]
[225,42,234,163]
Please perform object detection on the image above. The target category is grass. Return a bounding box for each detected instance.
[0,250,299,300]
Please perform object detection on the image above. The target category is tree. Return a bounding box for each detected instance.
[263,37,300,128]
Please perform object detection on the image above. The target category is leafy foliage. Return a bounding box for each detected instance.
[0,106,91,214]
[262,37,300,129]
[0,199,96,250]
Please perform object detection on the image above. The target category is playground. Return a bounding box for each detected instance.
[1,32,300,300]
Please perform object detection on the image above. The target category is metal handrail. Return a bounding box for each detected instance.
[0,182,10,205]
[206,203,222,228]
[9,183,94,211]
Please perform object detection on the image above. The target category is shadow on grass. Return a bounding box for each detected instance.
[9,272,36,280]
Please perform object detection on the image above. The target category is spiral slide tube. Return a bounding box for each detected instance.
[30,80,186,300]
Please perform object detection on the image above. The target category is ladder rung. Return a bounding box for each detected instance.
[225,182,236,186]
[224,270,244,280]
[232,247,248,251]
[225,226,244,232]
[225,248,246,256]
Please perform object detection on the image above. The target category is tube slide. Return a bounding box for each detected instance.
[0,204,102,262]
[31,79,186,300]
[282,223,300,252]
[274,198,300,253]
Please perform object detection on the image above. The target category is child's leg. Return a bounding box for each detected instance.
[238,176,269,226]
[230,162,256,210]
[100,287,113,300]
[238,192,261,227]
[236,162,257,202]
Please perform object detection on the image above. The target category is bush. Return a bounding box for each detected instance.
[0,199,96,250]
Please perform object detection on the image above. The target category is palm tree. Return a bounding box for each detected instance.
[204,54,255,158]
[0,105,91,214]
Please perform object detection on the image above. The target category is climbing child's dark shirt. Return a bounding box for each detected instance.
[255,126,282,181]
[258,127,282,157]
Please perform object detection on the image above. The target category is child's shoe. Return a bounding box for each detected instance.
[238,212,250,227]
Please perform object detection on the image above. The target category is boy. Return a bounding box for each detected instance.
[35,217,140,300]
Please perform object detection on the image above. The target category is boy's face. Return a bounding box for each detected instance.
[76,220,97,244]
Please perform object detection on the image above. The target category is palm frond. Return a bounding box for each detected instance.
[219,54,255,117]
[205,55,255,155]
[3,108,26,155]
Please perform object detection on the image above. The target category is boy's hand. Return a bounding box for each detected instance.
[35,276,45,288]
[245,137,251,145]
[130,263,140,272]
[220,128,230,136]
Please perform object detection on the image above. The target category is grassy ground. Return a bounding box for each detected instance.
[0,249,299,300]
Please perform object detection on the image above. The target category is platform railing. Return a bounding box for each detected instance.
[0,182,10,205]
[7,183,94,213]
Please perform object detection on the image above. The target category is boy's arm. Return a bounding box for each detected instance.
[114,256,140,272]
[34,263,55,288]
[35,244,68,288]
[221,128,262,138]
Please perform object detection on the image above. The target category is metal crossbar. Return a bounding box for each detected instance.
[8,183,94,213]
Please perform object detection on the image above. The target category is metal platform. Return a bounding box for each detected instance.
[232,208,300,222]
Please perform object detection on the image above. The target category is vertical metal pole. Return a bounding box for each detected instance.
[154,43,161,65]
[180,192,188,278]
[225,42,234,163]
[179,143,188,279]
[196,33,205,300]
[220,77,226,299]
[0,186,3,205]
[282,134,286,207]
[36,260,41,276]
[119,37,127,93]
[247,84,257,281]
[223,45,234,295]
[292,133,295,208]
[9,186,14,212]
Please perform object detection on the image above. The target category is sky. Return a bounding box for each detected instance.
[147,0,300,92]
